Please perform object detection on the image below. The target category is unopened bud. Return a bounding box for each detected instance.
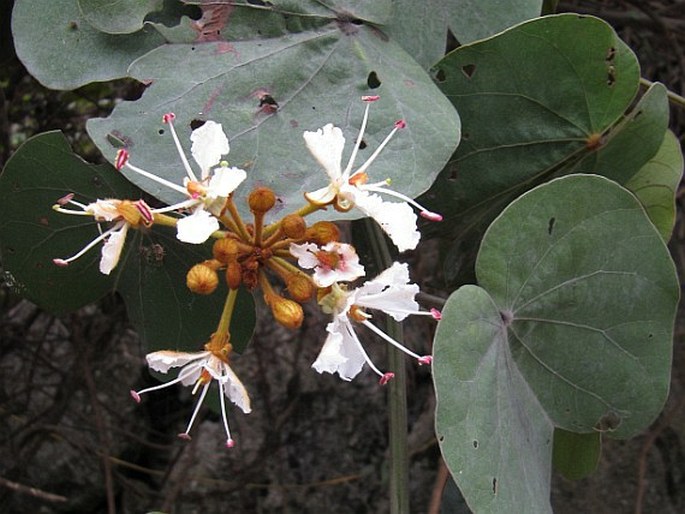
[307,221,340,245]
[287,275,315,303]
[248,187,276,213]
[213,238,239,263]
[187,264,219,295]
[270,295,304,330]
[282,214,307,239]
[225,261,242,290]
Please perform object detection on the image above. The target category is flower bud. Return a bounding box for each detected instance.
[270,295,304,330]
[187,263,219,295]
[213,238,239,263]
[306,221,340,245]
[282,214,307,239]
[248,187,276,213]
[287,274,315,303]
[225,261,242,290]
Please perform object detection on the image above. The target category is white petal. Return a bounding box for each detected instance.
[303,124,345,182]
[87,199,121,221]
[176,208,220,244]
[191,121,230,177]
[289,242,320,269]
[354,262,420,321]
[99,222,128,275]
[312,317,366,381]
[207,166,247,198]
[352,190,420,252]
[221,363,252,414]
[304,184,338,206]
[146,350,210,373]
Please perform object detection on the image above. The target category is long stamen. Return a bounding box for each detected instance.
[218,380,236,448]
[361,181,443,221]
[178,380,211,439]
[352,119,405,178]
[163,113,199,183]
[150,198,200,214]
[344,322,386,378]
[342,97,376,178]
[129,362,203,402]
[123,161,189,196]
[53,222,124,267]
[360,319,427,362]
[52,205,92,216]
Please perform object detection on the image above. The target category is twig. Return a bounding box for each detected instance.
[427,458,449,514]
[0,476,68,503]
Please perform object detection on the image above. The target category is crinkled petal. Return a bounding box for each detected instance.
[351,190,420,252]
[303,124,344,182]
[146,350,211,373]
[312,316,366,381]
[207,166,247,198]
[99,222,128,275]
[221,363,252,414]
[304,184,338,206]
[87,199,121,221]
[289,242,321,269]
[190,121,230,178]
[353,262,420,321]
[176,208,220,244]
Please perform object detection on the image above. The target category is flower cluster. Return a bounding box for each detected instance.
[51,97,442,447]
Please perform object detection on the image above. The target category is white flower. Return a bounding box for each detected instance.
[130,348,251,448]
[52,195,154,275]
[116,113,247,244]
[289,241,365,287]
[313,262,439,383]
[303,96,442,252]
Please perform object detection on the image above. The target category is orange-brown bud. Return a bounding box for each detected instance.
[270,295,304,330]
[282,214,307,239]
[307,221,340,245]
[213,238,239,263]
[287,274,315,303]
[248,187,276,213]
[186,263,219,295]
[225,261,242,290]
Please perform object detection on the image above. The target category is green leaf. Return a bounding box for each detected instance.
[421,15,670,285]
[624,130,684,241]
[552,429,601,480]
[447,0,543,44]
[0,132,255,351]
[434,174,678,512]
[86,22,460,220]
[78,0,164,34]
[12,0,165,89]
[434,284,554,514]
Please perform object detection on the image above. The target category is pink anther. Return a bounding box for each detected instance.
[379,372,395,385]
[129,390,141,403]
[418,355,433,366]
[361,95,380,102]
[420,210,443,222]
[162,112,176,124]
[394,120,407,129]
[430,308,442,320]
[115,148,129,170]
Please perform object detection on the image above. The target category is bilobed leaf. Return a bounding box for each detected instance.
[78,0,164,34]
[86,22,460,221]
[552,429,601,480]
[434,175,678,512]
[624,130,683,241]
[12,0,165,89]
[0,132,255,352]
[421,15,670,285]
[434,285,554,514]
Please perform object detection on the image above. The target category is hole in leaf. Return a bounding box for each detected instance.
[633,110,643,120]
[472,440,479,448]
[158,129,165,135]
[492,478,498,495]
[367,71,381,89]
[438,435,445,442]
[247,0,273,5]
[359,140,367,150]
[190,119,206,130]
[548,217,555,235]
[607,66,616,86]
[605,46,616,62]
[461,64,476,79]
[648,333,654,338]
[594,411,622,432]
[6,247,15,254]
[434,68,447,82]
[68,20,79,31]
